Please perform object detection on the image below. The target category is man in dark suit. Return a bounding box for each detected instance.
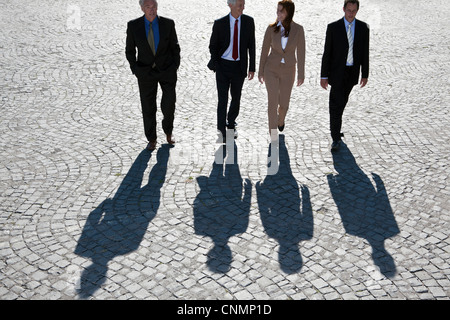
[208,0,256,143]
[320,0,369,151]
[126,0,180,151]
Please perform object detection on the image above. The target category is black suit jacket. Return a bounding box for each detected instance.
[321,18,369,86]
[126,15,180,80]
[208,14,256,76]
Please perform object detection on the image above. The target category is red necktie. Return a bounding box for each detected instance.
[233,19,239,60]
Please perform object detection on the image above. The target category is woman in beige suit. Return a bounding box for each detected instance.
[258,0,305,139]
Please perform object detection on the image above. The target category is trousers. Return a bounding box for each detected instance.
[329,66,356,142]
[215,59,246,136]
[138,68,177,142]
[264,62,296,132]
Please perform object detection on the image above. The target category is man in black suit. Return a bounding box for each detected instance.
[126,0,181,151]
[208,0,256,143]
[320,0,369,151]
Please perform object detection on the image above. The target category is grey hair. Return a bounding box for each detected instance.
[227,0,237,5]
[139,0,158,6]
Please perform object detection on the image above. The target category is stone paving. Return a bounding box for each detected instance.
[0,0,449,300]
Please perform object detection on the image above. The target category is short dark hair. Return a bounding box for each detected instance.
[344,0,360,10]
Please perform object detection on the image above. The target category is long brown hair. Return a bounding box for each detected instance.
[270,0,295,37]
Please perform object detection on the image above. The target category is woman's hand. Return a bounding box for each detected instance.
[259,75,264,85]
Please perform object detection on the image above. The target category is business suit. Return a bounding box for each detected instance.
[259,22,305,133]
[321,18,369,143]
[126,15,180,145]
[208,13,256,138]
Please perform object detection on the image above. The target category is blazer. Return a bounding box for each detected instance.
[126,15,181,79]
[258,22,306,81]
[321,18,369,87]
[208,14,256,77]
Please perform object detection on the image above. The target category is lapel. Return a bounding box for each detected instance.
[284,23,298,52]
[156,17,165,55]
[353,19,360,47]
[340,18,349,50]
[137,16,147,46]
[224,15,231,46]
[136,15,154,56]
[239,15,245,47]
[273,28,283,52]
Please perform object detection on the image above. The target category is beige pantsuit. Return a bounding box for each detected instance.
[259,22,305,133]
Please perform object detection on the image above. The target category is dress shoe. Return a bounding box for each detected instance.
[226,123,238,139]
[331,140,341,151]
[166,134,175,145]
[146,141,157,151]
[227,122,237,129]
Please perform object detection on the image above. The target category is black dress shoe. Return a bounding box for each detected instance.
[278,124,285,132]
[227,122,237,129]
[331,140,341,151]
[146,141,157,151]
[166,134,175,145]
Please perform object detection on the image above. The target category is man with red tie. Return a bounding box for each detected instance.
[208,0,256,143]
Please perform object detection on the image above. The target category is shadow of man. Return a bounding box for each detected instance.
[256,135,314,274]
[74,145,171,299]
[193,143,251,273]
[327,143,400,278]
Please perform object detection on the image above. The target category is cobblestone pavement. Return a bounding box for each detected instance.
[0,0,449,300]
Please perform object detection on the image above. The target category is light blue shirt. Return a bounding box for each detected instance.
[144,16,160,52]
[344,18,355,66]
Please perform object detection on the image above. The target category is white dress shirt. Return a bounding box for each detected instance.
[278,21,288,63]
[222,14,241,61]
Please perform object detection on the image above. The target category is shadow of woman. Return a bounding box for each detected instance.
[327,143,400,278]
[74,145,171,299]
[193,143,251,273]
[256,135,314,274]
